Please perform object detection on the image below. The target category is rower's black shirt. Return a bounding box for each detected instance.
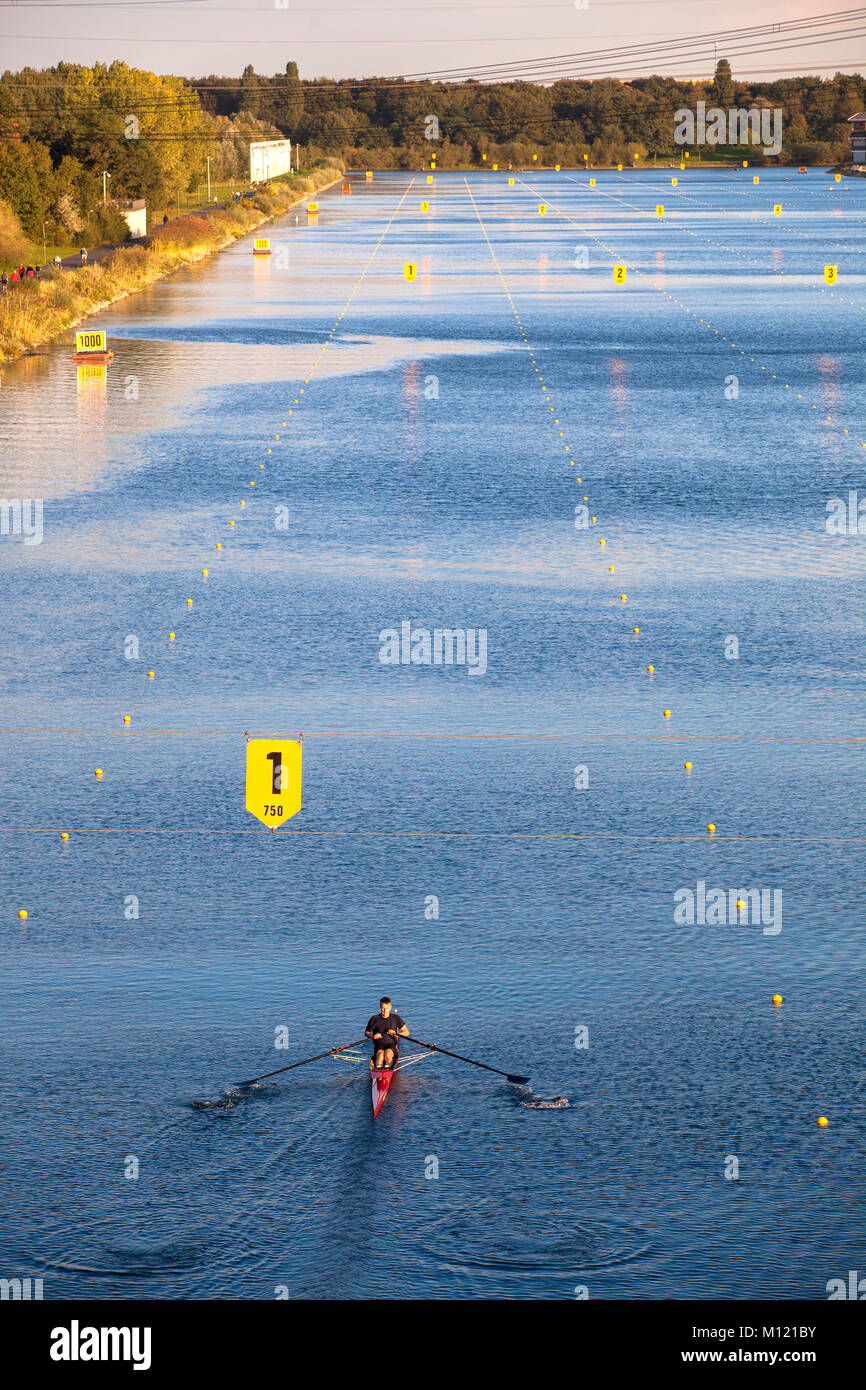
[367,1012,405,1040]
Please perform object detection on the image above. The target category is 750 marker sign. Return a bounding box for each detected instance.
[246,739,302,828]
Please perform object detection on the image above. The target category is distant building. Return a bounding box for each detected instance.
[250,140,292,183]
[847,113,866,166]
[116,199,147,239]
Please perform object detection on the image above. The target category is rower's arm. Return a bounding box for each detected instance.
[398,1023,410,1037]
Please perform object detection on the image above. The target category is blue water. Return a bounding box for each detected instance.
[1,168,864,1300]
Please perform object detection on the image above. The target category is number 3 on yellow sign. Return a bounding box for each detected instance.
[613,265,627,285]
[824,265,837,285]
[246,739,302,828]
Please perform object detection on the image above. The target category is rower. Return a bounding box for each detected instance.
[366,997,409,1071]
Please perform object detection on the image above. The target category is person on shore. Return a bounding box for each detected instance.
[0,271,7,291]
[163,214,169,224]
[80,248,88,264]
[26,266,34,278]
[53,254,62,268]
[10,269,20,283]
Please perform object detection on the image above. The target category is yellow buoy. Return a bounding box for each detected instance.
[18,909,27,919]
[229,521,235,527]
[169,632,175,641]
[684,760,692,770]
[620,594,627,602]
[772,994,782,1005]
[187,598,193,606]
[202,568,209,576]
[707,822,716,833]
[147,670,155,679]
[609,565,615,572]
[123,715,131,724]
[632,626,639,635]
[95,768,103,778]
[736,898,746,910]
[599,538,605,546]
[61,832,69,841]
[663,709,671,718]
[216,543,222,550]
[817,1116,829,1128]
[647,664,654,674]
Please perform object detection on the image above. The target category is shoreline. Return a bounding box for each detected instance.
[0,164,342,366]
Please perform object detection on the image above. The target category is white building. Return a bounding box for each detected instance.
[250,139,292,183]
[116,199,147,239]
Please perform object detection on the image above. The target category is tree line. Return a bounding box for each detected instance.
[0,57,862,254]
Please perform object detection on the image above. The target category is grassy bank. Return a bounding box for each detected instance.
[0,163,341,363]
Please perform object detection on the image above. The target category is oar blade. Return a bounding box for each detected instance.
[507,1073,530,1085]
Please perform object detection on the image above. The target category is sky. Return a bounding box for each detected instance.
[0,0,863,83]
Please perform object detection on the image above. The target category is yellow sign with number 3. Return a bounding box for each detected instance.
[824,265,837,284]
[246,739,302,828]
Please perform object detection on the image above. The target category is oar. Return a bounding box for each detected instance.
[406,1035,528,1085]
[235,1039,367,1087]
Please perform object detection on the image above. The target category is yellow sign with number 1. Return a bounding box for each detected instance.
[246,739,302,828]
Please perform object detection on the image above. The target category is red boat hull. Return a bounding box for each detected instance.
[371,1068,395,1117]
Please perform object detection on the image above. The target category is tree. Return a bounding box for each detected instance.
[239,65,261,119]
[278,61,304,134]
[711,59,735,107]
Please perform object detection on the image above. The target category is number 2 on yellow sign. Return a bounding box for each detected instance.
[613,265,627,285]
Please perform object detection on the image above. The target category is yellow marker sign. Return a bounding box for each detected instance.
[532,154,538,161]
[253,237,271,254]
[613,265,627,285]
[427,174,433,184]
[824,264,837,285]
[555,164,560,172]
[538,203,547,216]
[617,164,622,171]
[246,739,302,829]
[366,171,373,181]
[743,160,748,168]
[75,329,107,353]
[656,205,664,217]
[835,172,842,182]
[773,204,781,216]
[404,262,417,281]
[671,177,677,186]
[307,202,318,215]
[753,175,759,184]
[508,177,515,186]
[421,200,429,212]
[493,163,498,170]
[589,177,596,187]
